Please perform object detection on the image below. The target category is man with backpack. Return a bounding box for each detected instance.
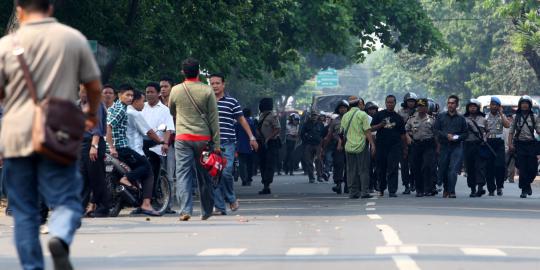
[301,112,325,183]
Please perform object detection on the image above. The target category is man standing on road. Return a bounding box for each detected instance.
[142,82,175,214]
[406,98,438,197]
[371,95,408,197]
[399,92,418,194]
[209,73,258,215]
[169,58,220,220]
[257,98,281,195]
[434,95,468,198]
[463,99,488,197]
[485,97,510,196]
[236,108,257,186]
[159,77,177,200]
[507,96,540,198]
[341,97,375,199]
[0,1,102,269]
[301,112,325,183]
[324,100,349,194]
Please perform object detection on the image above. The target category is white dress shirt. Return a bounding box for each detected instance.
[127,105,152,156]
[142,101,175,156]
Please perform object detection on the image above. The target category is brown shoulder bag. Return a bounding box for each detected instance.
[12,35,85,165]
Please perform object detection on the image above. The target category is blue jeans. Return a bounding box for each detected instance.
[5,155,83,270]
[437,143,463,194]
[175,140,214,217]
[213,141,237,212]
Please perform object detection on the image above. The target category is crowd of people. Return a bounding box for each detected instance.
[277,93,538,200]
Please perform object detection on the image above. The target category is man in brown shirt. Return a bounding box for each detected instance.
[0,1,101,269]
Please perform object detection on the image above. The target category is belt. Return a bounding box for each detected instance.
[413,138,434,143]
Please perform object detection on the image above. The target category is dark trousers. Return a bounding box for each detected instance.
[400,145,414,188]
[117,147,153,199]
[376,143,401,194]
[464,141,487,189]
[346,147,370,196]
[259,140,280,187]
[515,141,538,194]
[80,137,110,209]
[238,153,254,184]
[283,139,297,174]
[410,140,436,194]
[303,144,322,180]
[332,149,346,184]
[486,139,505,192]
[438,143,463,194]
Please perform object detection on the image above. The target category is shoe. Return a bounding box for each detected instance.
[476,189,486,197]
[89,208,109,218]
[389,193,397,198]
[415,193,424,197]
[378,191,384,197]
[48,237,73,270]
[361,194,373,199]
[402,188,411,195]
[164,208,177,215]
[317,178,323,183]
[410,186,416,192]
[488,192,495,196]
[449,193,457,198]
[230,200,240,212]
[258,188,271,195]
[289,172,294,176]
[277,172,282,176]
[497,189,503,196]
[424,192,434,197]
[332,183,342,194]
[309,179,315,184]
[368,189,375,194]
[212,209,227,216]
[520,193,527,198]
[246,181,252,186]
[443,192,449,198]
[179,213,191,221]
[201,213,212,220]
[469,192,476,198]
[348,194,360,199]
[344,185,349,194]
[241,182,248,186]
[527,189,532,196]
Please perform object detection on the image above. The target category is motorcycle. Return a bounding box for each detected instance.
[104,153,171,217]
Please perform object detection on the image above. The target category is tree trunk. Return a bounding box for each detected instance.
[522,45,540,84]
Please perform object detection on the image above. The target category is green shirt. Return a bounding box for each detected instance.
[340,107,371,153]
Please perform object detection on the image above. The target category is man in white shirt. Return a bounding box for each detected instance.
[127,90,164,157]
[142,82,176,213]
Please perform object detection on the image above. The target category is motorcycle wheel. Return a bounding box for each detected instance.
[105,173,123,217]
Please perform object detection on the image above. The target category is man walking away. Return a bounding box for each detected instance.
[406,98,438,197]
[210,73,258,215]
[236,108,257,186]
[301,112,325,183]
[371,95,408,197]
[169,58,220,220]
[463,99,488,197]
[508,96,540,198]
[0,1,102,269]
[341,97,375,199]
[257,98,281,194]
[433,95,468,198]
[485,97,510,196]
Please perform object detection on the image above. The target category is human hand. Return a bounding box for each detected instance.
[89,147,98,162]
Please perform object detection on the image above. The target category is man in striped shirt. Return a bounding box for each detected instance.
[210,73,259,215]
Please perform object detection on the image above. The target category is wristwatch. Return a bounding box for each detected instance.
[91,144,99,149]
[249,136,257,141]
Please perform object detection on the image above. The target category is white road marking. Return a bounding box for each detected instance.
[414,243,540,251]
[366,208,376,211]
[366,202,376,206]
[197,248,246,256]
[286,248,329,256]
[367,214,382,220]
[376,246,418,255]
[392,255,421,270]
[461,248,507,257]
[376,224,403,246]
[107,251,128,258]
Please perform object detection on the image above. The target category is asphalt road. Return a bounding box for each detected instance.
[1,173,540,270]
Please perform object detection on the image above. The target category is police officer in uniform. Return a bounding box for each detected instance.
[406,98,438,197]
[485,97,510,196]
[324,100,349,194]
[464,99,488,197]
[399,92,418,194]
[365,101,379,192]
[508,96,540,198]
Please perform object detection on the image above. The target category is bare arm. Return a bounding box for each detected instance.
[106,125,117,157]
[83,79,102,129]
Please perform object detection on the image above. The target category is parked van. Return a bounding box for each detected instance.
[476,95,540,115]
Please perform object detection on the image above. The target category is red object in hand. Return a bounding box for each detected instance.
[200,150,227,177]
